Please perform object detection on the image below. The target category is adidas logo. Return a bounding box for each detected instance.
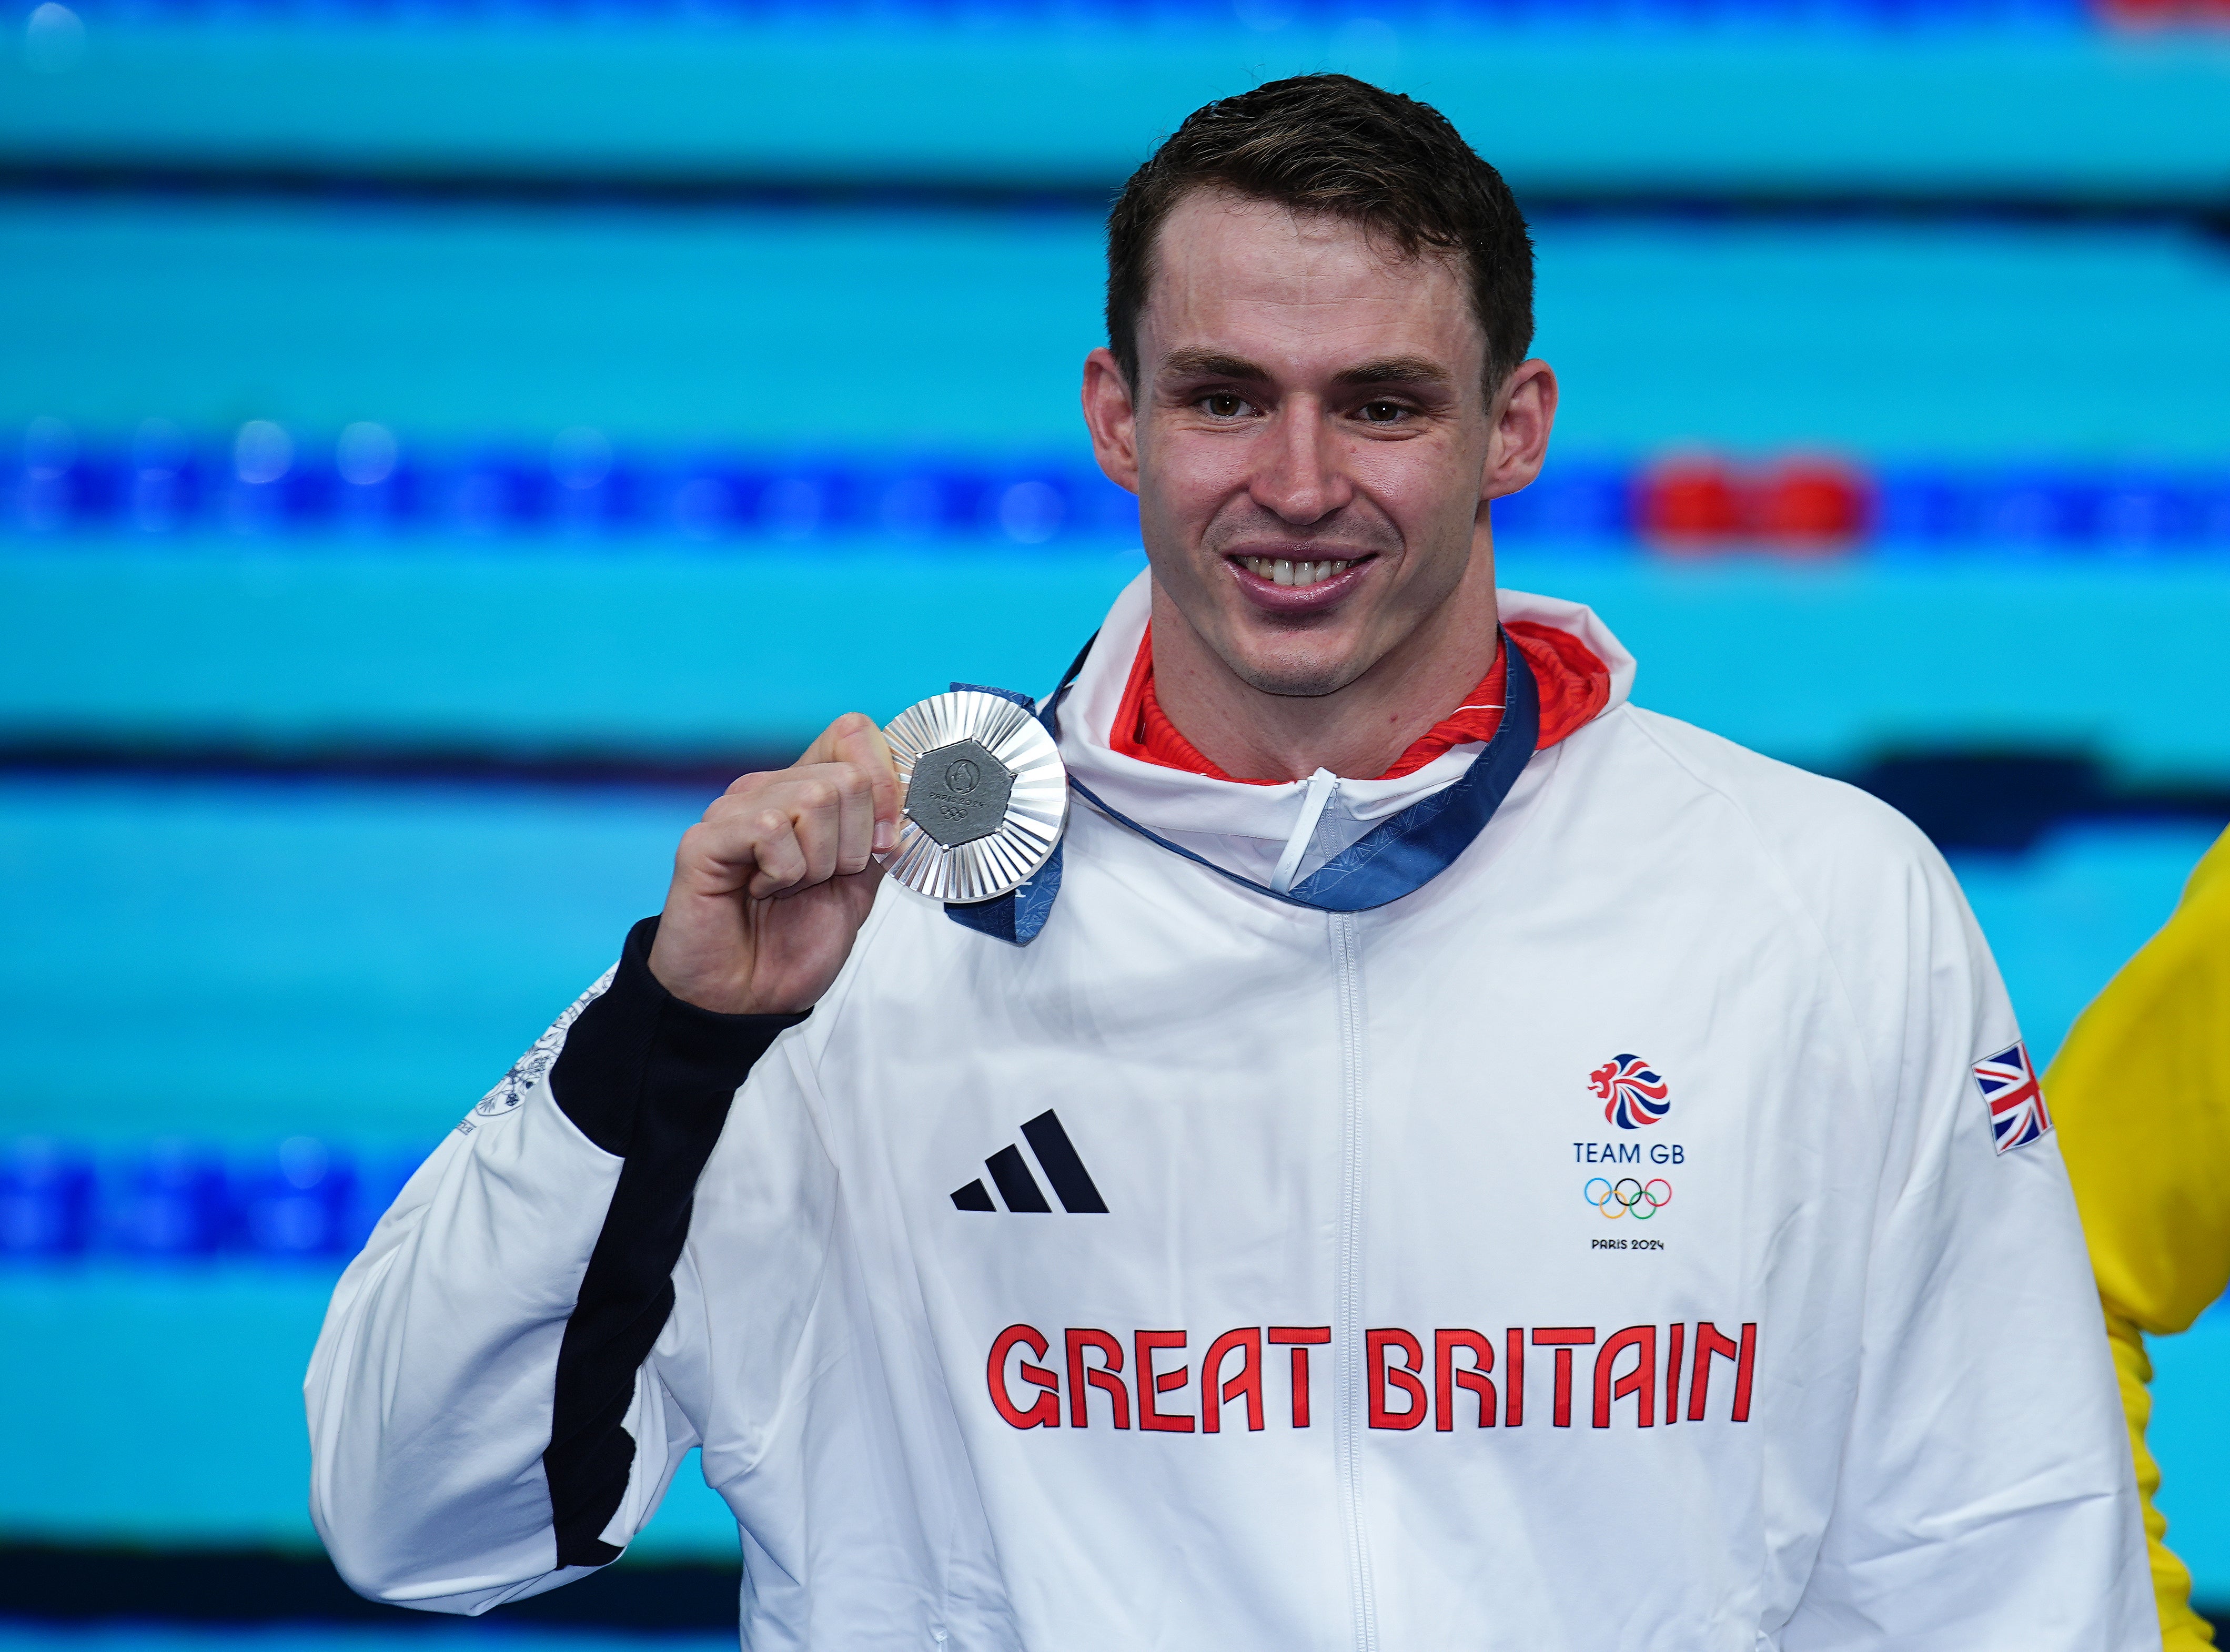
[952,1110,1107,1214]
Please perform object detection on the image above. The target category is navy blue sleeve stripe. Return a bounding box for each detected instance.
[543,916,805,1567]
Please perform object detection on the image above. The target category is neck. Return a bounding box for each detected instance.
[1146,554,1503,783]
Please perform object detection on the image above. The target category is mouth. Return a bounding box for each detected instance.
[1225,552,1376,611]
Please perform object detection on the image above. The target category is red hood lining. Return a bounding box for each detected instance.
[1108,620,1611,785]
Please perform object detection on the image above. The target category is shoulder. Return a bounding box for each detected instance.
[1570,705,1985,1043]
[1599,704,1941,886]
[1552,706,2017,1139]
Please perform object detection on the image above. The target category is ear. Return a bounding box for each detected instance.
[1082,346,1141,496]
[1481,359,1559,502]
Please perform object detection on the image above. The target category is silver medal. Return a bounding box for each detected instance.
[881,690,1068,903]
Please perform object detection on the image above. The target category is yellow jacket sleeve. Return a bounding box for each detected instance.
[2050,825,2230,1651]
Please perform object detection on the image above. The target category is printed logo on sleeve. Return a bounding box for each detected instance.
[1973,1040,2052,1154]
[456,965,617,1134]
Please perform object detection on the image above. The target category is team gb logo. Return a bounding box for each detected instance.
[1590,1055,1671,1130]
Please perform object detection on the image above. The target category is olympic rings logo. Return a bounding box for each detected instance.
[1585,1177,1671,1219]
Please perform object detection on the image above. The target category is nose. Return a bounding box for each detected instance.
[1249,398,1352,526]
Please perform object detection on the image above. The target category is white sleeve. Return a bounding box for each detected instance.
[1783,848,2157,1649]
[304,919,809,1614]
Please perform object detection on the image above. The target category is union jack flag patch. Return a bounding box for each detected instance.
[1973,1040,2052,1154]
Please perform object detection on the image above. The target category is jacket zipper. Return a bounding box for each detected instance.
[1329,911,1379,1652]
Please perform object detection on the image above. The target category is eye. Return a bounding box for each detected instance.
[1200,392,1253,419]
[1357,400,1408,424]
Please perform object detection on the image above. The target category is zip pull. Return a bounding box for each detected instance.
[1271,769,1341,896]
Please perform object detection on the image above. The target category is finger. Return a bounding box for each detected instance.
[695,802,803,900]
[775,777,843,893]
[739,808,807,900]
[673,812,772,897]
[794,710,875,771]
[829,716,902,853]
[830,762,876,875]
[747,764,870,877]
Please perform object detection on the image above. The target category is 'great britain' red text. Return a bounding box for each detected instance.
[986,1322,1757,1432]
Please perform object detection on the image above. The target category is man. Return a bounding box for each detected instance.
[2050,825,2230,1651]
[307,76,2154,1648]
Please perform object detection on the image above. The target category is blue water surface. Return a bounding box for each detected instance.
[6,208,2227,460]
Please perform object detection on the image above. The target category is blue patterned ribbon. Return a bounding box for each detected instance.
[944,631,1539,945]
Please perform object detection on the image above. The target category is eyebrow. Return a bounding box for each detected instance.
[1157,350,1269,383]
[1330,356,1453,390]
[1155,349,1454,390]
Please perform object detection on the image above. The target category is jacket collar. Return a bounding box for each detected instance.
[1056,570,1635,859]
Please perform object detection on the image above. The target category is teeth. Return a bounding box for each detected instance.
[1243,556,1352,588]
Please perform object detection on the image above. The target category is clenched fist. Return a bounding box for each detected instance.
[647,712,902,1015]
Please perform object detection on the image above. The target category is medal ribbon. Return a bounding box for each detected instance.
[945,629,1539,945]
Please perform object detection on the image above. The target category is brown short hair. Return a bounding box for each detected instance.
[1105,74,1534,398]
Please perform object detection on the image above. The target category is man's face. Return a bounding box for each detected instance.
[1086,190,1509,700]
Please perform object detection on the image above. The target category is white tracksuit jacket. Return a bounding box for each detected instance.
[306,577,2156,1650]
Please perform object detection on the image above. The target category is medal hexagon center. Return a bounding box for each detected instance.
[904,738,1016,849]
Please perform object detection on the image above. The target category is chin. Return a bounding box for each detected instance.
[1225,647,1358,701]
